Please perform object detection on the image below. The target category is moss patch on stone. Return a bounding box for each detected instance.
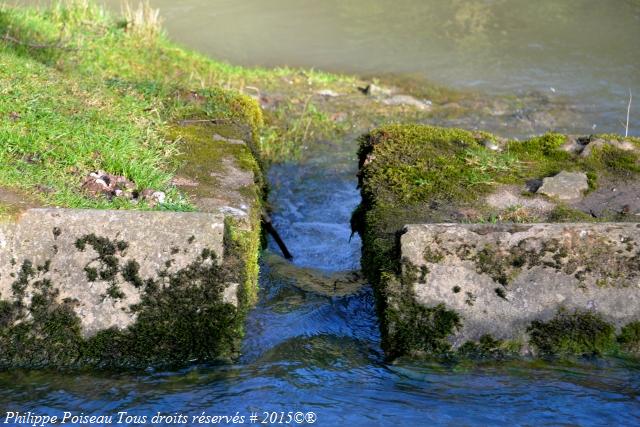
[380,271,461,359]
[353,124,640,360]
[0,224,259,369]
[457,335,522,360]
[527,310,618,357]
[618,321,640,354]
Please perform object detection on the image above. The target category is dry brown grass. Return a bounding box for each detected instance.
[121,0,162,39]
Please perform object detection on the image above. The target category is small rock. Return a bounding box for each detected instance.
[212,134,246,145]
[560,135,588,154]
[358,83,392,97]
[139,189,165,207]
[483,140,500,151]
[524,179,543,193]
[151,191,165,205]
[316,89,339,97]
[382,95,431,110]
[82,171,136,199]
[537,171,589,201]
[580,137,636,158]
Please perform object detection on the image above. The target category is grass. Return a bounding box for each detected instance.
[0,1,269,210]
[1,0,446,210]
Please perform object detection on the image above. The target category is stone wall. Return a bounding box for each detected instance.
[400,223,640,355]
[353,124,640,359]
[0,208,253,368]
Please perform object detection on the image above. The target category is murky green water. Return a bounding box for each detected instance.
[92,0,640,133]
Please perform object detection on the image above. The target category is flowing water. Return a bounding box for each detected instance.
[4,1,640,425]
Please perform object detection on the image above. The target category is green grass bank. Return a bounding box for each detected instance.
[0,0,268,213]
[0,1,271,369]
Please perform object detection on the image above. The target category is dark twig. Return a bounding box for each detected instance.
[262,213,293,260]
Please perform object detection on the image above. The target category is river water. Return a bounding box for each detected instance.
[97,0,640,134]
[3,1,640,426]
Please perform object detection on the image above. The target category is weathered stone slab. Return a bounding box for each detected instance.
[400,223,640,354]
[353,124,640,359]
[0,209,226,335]
[0,208,257,368]
[171,123,262,228]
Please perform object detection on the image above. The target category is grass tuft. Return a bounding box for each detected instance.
[121,0,162,40]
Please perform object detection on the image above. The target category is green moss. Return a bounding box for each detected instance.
[76,234,128,283]
[357,124,493,205]
[457,335,520,360]
[105,284,125,300]
[547,205,596,222]
[474,246,511,285]
[583,144,640,178]
[618,321,640,354]
[423,247,444,263]
[527,310,618,357]
[168,123,266,201]
[121,260,144,288]
[378,260,462,359]
[84,266,98,282]
[224,216,261,308]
